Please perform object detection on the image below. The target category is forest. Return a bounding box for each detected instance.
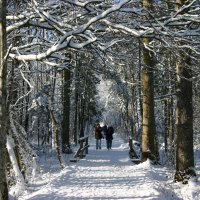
[0,0,200,199]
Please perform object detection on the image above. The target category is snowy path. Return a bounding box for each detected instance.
[17,133,200,200]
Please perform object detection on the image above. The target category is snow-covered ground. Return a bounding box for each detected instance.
[10,133,200,200]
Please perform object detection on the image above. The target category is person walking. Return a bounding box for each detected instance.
[102,123,108,138]
[95,123,103,149]
[106,125,114,150]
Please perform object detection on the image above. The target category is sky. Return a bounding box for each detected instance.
[9,132,200,200]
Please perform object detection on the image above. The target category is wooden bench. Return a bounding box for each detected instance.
[129,137,141,164]
[70,136,89,162]
[130,159,142,164]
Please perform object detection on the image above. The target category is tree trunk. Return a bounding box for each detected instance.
[62,68,71,153]
[142,64,158,162]
[138,40,142,139]
[141,0,159,163]
[130,80,136,139]
[79,96,85,138]
[9,113,26,185]
[50,110,65,169]
[175,51,195,181]
[73,65,79,145]
[175,0,195,183]
[0,0,9,199]
[167,54,175,166]
[49,69,57,148]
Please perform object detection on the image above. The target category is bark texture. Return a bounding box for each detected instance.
[0,0,8,199]
[141,1,159,162]
[62,68,71,153]
[176,52,194,172]
[175,0,195,182]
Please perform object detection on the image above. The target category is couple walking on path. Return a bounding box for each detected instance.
[95,123,114,150]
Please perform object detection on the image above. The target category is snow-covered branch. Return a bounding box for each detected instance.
[7,19,29,33]
[65,0,104,7]
[8,0,131,61]
[7,0,200,61]
[9,33,97,61]
[7,136,25,197]
[102,19,154,37]
[32,1,66,35]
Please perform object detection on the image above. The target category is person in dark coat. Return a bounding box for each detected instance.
[105,125,114,150]
[102,123,108,138]
[95,123,103,149]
